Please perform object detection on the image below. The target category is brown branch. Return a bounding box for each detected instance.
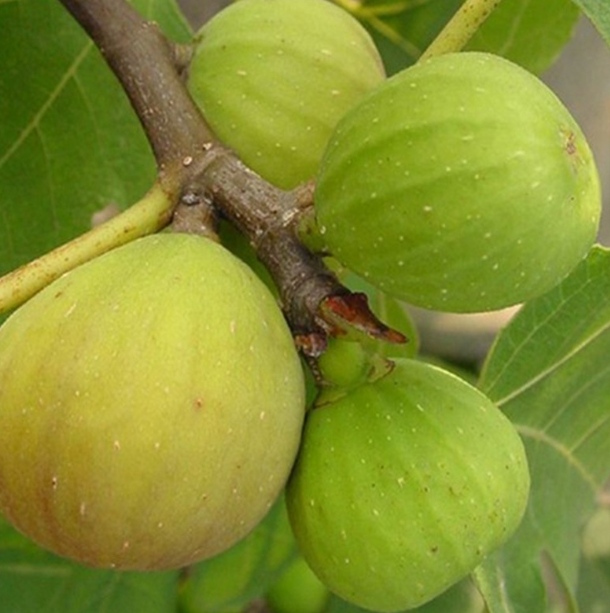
[59,0,211,169]
[200,153,345,351]
[56,0,407,356]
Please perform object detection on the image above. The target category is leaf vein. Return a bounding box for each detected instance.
[496,315,610,407]
[517,424,598,494]
[0,41,94,172]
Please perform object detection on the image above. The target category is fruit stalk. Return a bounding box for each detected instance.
[420,0,504,61]
[0,181,174,317]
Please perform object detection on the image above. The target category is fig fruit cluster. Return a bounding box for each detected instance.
[0,234,305,570]
[315,51,601,312]
[187,0,385,189]
[3,0,596,609]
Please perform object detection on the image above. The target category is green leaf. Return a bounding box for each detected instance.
[569,0,610,46]
[338,0,578,76]
[466,0,581,74]
[179,498,298,613]
[0,0,191,277]
[337,0,462,74]
[476,246,610,613]
[0,517,179,613]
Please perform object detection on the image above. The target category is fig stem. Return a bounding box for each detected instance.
[0,181,175,317]
[419,0,505,61]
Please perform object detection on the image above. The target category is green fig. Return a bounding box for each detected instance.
[187,0,385,189]
[266,554,330,613]
[286,358,529,611]
[0,233,305,570]
[314,52,601,312]
[179,497,298,613]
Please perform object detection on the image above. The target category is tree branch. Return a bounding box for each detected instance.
[59,0,212,169]
[55,0,406,357]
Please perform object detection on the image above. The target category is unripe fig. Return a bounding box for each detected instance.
[179,497,297,613]
[315,338,371,391]
[286,359,529,611]
[0,234,305,570]
[187,0,385,189]
[314,51,601,312]
[266,555,330,613]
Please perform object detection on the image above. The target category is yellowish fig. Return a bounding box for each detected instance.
[0,233,305,570]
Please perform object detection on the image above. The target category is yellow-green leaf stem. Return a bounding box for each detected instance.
[420,0,505,61]
[0,181,174,317]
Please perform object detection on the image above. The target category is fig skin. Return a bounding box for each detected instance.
[0,234,305,570]
[286,358,530,612]
[314,51,601,312]
[187,0,385,189]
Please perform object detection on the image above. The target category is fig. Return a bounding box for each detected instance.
[0,233,305,570]
[266,554,330,613]
[187,0,385,189]
[179,497,297,613]
[286,358,530,611]
[314,51,601,312]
